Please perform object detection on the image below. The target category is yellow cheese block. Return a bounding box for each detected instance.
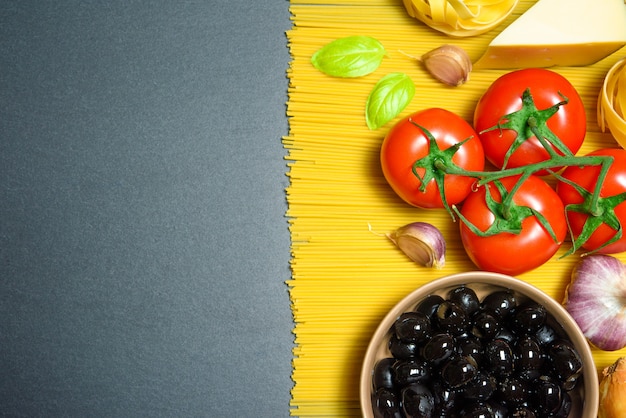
[474,0,626,69]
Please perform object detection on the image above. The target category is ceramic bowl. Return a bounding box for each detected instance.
[360,271,599,417]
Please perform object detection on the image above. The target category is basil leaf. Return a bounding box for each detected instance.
[311,36,386,78]
[366,72,415,130]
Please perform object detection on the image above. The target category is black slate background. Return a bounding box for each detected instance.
[0,1,294,416]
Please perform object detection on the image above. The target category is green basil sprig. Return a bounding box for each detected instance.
[311,36,386,78]
[366,72,415,130]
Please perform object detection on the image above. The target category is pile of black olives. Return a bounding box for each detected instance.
[371,286,584,418]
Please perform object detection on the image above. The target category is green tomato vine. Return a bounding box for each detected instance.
[410,88,622,256]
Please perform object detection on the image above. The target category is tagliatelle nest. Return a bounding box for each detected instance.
[598,58,626,149]
[402,0,519,37]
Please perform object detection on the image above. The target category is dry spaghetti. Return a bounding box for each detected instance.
[285,0,626,416]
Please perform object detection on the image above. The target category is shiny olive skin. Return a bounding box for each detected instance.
[441,356,478,387]
[430,378,458,412]
[552,390,572,418]
[481,290,516,317]
[422,333,454,365]
[549,340,583,382]
[472,311,501,340]
[512,303,547,334]
[389,334,419,360]
[415,294,444,320]
[464,372,496,400]
[459,401,494,418]
[457,334,484,366]
[485,338,514,376]
[492,327,516,345]
[449,286,480,316]
[488,401,508,418]
[393,359,431,386]
[372,388,403,418]
[534,317,563,346]
[536,377,562,415]
[395,311,432,343]
[511,406,536,417]
[515,336,545,372]
[402,383,434,418]
[373,358,396,390]
[497,377,528,406]
[436,301,470,335]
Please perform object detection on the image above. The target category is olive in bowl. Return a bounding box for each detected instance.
[360,272,599,418]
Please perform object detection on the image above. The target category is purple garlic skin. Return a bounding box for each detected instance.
[564,254,626,351]
[387,222,446,269]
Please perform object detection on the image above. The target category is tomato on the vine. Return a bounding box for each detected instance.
[474,68,586,175]
[380,108,484,209]
[556,148,626,254]
[457,175,567,276]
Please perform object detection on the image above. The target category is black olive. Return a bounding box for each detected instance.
[459,401,495,418]
[472,310,501,340]
[552,389,572,418]
[492,327,516,345]
[431,378,458,412]
[402,383,435,418]
[422,332,455,365]
[449,286,480,316]
[373,358,396,390]
[456,334,484,366]
[485,338,514,376]
[515,336,545,373]
[481,290,517,318]
[536,376,562,415]
[394,311,432,343]
[441,356,478,388]
[510,405,537,418]
[464,372,496,400]
[517,368,542,383]
[415,294,445,320]
[436,300,470,335]
[497,376,528,406]
[388,334,420,360]
[512,303,547,334]
[549,340,583,383]
[535,315,567,346]
[372,387,403,418]
[487,401,508,418]
[562,373,580,392]
[393,359,431,386]
[373,288,585,418]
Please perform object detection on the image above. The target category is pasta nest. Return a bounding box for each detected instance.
[402,0,518,37]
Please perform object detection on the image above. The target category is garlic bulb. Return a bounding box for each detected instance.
[387,222,446,268]
[599,357,626,418]
[563,254,626,351]
[421,45,472,86]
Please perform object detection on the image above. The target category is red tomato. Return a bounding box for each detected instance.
[474,69,586,174]
[380,108,484,209]
[556,148,626,254]
[459,175,567,275]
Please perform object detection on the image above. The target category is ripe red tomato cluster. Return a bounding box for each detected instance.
[380,68,626,275]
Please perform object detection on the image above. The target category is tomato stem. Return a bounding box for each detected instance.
[408,87,625,255]
[411,122,614,249]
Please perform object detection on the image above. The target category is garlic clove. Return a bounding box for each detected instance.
[599,357,626,418]
[387,222,446,269]
[421,44,472,87]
